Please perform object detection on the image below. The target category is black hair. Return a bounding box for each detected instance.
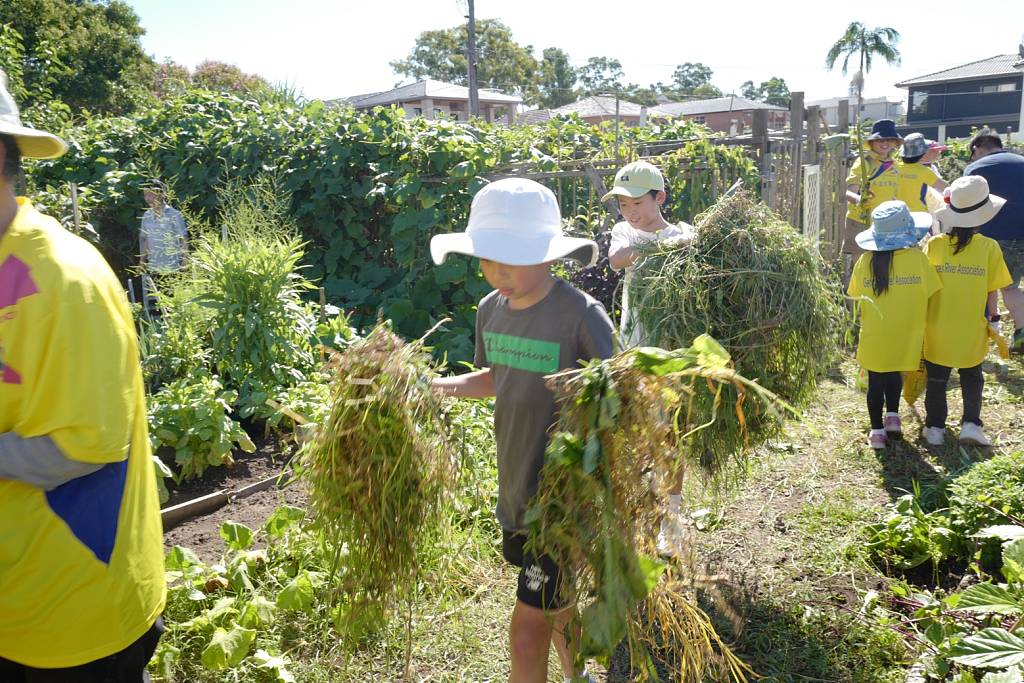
[969,128,1002,153]
[870,250,895,296]
[901,153,924,164]
[950,226,976,255]
[0,133,21,182]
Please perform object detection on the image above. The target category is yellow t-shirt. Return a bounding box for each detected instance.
[0,199,165,667]
[923,234,1012,368]
[895,161,940,213]
[848,248,943,372]
[846,150,900,223]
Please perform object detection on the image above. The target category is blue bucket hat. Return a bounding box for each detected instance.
[899,133,929,158]
[855,201,931,252]
[864,119,902,141]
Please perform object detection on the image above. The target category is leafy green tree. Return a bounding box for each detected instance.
[739,77,790,106]
[825,22,901,122]
[672,62,716,96]
[577,56,624,94]
[0,0,157,115]
[691,83,723,100]
[537,47,576,108]
[390,20,540,103]
[193,60,269,94]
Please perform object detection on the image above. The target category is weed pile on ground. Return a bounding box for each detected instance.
[527,337,792,682]
[629,192,847,464]
[298,321,458,645]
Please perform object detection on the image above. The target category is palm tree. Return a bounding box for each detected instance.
[825,22,901,127]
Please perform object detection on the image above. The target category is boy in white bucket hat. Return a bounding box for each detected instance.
[431,178,615,683]
[921,176,1012,447]
[0,70,165,680]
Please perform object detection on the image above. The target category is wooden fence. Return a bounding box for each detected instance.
[481,93,852,262]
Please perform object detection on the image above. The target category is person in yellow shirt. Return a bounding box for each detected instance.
[843,119,902,261]
[922,176,1012,447]
[895,133,949,214]
[0,71,165,681]
[848,201,941,450]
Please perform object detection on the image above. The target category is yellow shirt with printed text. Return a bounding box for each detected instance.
[848,248,942,372]
[923,234,1012,368]
[846,149,900,223]
[0,199,165,667]
[894,161,940,213]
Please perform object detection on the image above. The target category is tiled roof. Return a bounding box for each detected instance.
[656,96,786,116]
[550,96,672,118]
[805,95,901,108]
[339,79,522,108]
[894,55,1022,88]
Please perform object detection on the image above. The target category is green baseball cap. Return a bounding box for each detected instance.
[600,161,665,202]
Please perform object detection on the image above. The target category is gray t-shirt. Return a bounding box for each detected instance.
[474,278,616,530]
[140,205,187,273]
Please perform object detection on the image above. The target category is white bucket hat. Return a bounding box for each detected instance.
[430,178,598,267]
[934,176,1005,229]
[0,69,67,159]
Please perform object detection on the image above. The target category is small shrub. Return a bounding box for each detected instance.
[148,370,256,481]
[948,451,1024,565]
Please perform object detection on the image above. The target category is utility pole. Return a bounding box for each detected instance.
[466,0,480,119]
[614,87,620,159]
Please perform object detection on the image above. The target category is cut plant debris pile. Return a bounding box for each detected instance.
[629,191,846,461]
[298,321,458,642]
[527,337,791,682]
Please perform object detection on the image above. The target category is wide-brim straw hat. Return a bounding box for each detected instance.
[855,200,931,251]
[0,69,67,159]
[430,178,598,267]
[934,176,1005,229]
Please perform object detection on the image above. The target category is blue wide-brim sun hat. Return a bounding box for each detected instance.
[864,119,902,141]
[855,200,931,252]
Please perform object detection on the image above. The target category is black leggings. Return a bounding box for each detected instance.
[924,360,984,428]
[866,371,902,430]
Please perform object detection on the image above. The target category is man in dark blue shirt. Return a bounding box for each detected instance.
[965,128,1024,351]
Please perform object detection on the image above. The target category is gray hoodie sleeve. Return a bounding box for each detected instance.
[0,432,105,490]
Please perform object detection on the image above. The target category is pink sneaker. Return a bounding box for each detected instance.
[884,413,903,439]
[868,429,887,450]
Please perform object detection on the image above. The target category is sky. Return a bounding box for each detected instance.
[128,0,1024,107]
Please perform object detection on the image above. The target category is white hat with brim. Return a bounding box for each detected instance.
[855,200,932,252]
[430,178,598,268]
[934,175,1005,229]
[0,69,67,159]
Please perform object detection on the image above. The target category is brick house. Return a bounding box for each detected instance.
[656,96,789,134]
[335,79,522,124]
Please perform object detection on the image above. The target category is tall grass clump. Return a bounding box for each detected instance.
[298,321,458,652]
[189,181,319,415]
[528,338,792,682]
[630,192,846,463]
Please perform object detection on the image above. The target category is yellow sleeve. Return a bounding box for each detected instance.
[847,255,866,297]
[922,252,943,298]
[17,297,135,465]
[846,157,863,186]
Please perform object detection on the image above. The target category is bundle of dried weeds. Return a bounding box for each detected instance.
[299,320,457,644]
[527,338,789,682]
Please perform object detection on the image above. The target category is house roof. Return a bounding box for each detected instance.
[894,55,1023,88]
[550,96,672,119]
[805,95,902,108]
[340,79,522,108]
[656,96,786,116]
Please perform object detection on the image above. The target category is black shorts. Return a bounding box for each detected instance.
[502,529,568,610]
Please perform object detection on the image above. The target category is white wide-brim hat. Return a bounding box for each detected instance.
[430,178,598,267]
[934,176,1005,229]
[0,69,67,159]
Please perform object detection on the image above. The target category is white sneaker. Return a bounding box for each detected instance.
[959,422,991,447]
[657,515,686,557]
[922,426,945,446]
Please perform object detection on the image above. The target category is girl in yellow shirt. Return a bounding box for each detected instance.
[847,201,940,450]
[922,177,1012,447]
